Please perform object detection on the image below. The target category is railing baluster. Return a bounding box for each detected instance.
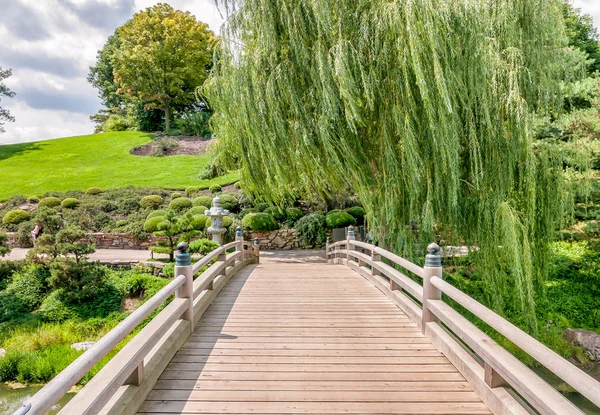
[174,243,195,332]
[422,243,442,333]
[236,227,244,263]
[346,226,355,264]
[124,362,144,386]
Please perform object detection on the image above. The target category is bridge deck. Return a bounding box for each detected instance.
[138,253,491,414]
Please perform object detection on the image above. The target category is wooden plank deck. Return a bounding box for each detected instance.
[138,254,492,414]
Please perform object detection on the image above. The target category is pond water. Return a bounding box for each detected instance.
[0,384,74,414]
[533,366,600,415]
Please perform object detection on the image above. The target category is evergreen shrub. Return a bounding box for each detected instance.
[169,198,193,211]
[219,194,239,212]
[86,187,103,195]
[38,197,61,208]
[294,213,328,246]
[209,184,222,194]
[242,213,278,231]
[140,195,163,209]
[61,198,80,209]
[193,196,213,208]
[171,192,182,199]
[325,210,356,228]
[264,206,286,221]
[2,209,30,225]
[346,206,366,224]
[27,196,39,203]
[185,186,199,196]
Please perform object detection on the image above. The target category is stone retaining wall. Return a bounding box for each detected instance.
[6,232,164,250]
[248,228,325,250]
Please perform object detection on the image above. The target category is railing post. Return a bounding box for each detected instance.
[371,248,381,276]
[254,238,260,263]
[325,238,331,263]
[235,226,244,263]
[422,242,442,333]
[174,242,194,332]
[346,226,355,264]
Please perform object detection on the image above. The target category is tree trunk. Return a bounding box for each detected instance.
[164,99,171,131]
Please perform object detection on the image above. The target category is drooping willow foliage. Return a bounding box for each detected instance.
[205,0,579,330]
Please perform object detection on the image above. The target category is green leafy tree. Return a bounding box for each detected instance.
[148,211,202,261]
[206,0,580,330]
[0,67,15,134]
[112,3,215,130]
[563,3,600,75]
[88,34,124,110]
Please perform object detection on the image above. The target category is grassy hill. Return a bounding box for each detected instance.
[0,132,237,200]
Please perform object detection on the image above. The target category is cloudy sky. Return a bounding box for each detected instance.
[0,0,599,144]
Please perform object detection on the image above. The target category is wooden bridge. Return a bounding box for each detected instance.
[15,227,600,415]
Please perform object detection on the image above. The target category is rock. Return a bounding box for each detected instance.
[71,342,96,351]
[563,329,600,360]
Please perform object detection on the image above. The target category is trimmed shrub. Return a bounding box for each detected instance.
[144,217,166,233]
[61,198,80,209]
[205,216,233,229]
[234,181,242,189]
[118,197,140,214]
[286,207,304,223]
[171,192,182,199]
[255,202,269,212]
[209,184,222,194]
[239,208,259,218]
[38,197,61,208]
[116,220,128,227]
[2,209,30,225]
[264,206,286,221]
[39,290,75,322]
[294,213,328,246]
[188,206,208,216]
[193,196,213,208]
[140,195,163,209]
[27,196,39,203]
[169,198,193,211]
[86,187,103,195]
[242,213,278,231]
[219,193,239,212]
[185,186,199,196]
[189,239,220,255]
[147,210,167,219]
[191,215,209,231]
[326,210,356,228]
[346,206,366,224]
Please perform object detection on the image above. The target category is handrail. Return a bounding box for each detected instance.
[17,231,260,415]
[17,274,185,415]
[326,226,600,415]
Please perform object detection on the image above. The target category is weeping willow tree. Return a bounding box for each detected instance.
[205,0,581,330]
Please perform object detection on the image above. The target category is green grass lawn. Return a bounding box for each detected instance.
[0,132,238,200]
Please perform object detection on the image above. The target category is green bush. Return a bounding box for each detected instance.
[2,209,30,225]
[179,111,212,137]
[171,192,182,199]
[346,206,366,225]
[193,196,213,208]
[102,114,136,132]
[61,198,80,209]
[27,196,39,203]
[147,210,167,219]
[140,195,163,209]
[242,213,278,231]
[219,193,239,212]
[191,215,209,231]
[169,198,193,211]
[187,206,208,216]
[209,184,222,194]
[264,206,286,221]
[294,213,328,246]
[39,290,75,322]
[115,220,127,227]
[189,239,220,255]
[0,266,50,322]
[86,187,103,195]
[205,216,233,229]
[239,208,259,218]
[118,197,140,214]
[163,129,183,137]
[234,181,242,189]
[38,197,61,208]
[185,186,199,196]
[325,210,356,228]
[286,207,304,223]
[255,202,269,212]
[0,345,82,383]
[144,216,166,233]
[68,283,122,319]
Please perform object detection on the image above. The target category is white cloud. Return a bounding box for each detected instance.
[0,0,223,144]
[573,0,600,29]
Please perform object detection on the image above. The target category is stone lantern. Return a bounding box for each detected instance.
[205,195,230,244]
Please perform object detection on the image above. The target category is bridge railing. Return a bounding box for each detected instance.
[326,227,600,415]
[15,228,259,415]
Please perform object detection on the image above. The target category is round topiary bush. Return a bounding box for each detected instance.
[147,210,167,219]
[169,197,193,211]
[27,196,39,203]
[239,208,259,218]
[193,196,213,208]
[254,202,269,212]
[86,187,103,195]
[185,186,199,196]
[209,184,222,194]
[191,214,209,231]
[346,206,366,225]
[144,216,166,233]
[140,195,164,209]
[242,213,279,231]
[294,213,328,246]
[116,220,128,227]
[325,210,356,228]
[2,209,30,225]
[187,206,208,216]
[264,206,286,221]
[38,197,61,208]
[204,216,234,229]
[219,193,239,212]
[171,192,182,199]
[61,198,80,209]
[286,207,304,223]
